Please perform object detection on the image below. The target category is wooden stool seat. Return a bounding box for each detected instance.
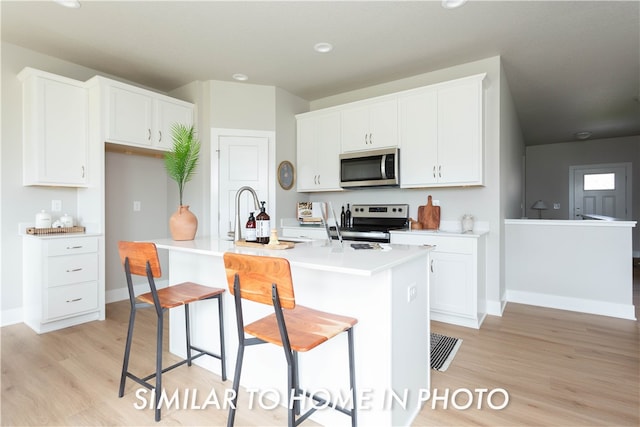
[138,282,225,309]
[117,241,226,422]
[223,252,358,427]
[245,305,357,352]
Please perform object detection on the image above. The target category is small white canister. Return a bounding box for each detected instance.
[60,213,74,228]
[35,210,52,228]
[461,214,474,233]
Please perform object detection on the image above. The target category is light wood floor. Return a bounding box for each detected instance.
[2,267,638,426]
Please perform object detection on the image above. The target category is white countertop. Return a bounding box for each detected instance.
[389,228,488,237]
[151,236,432,277]
[505,218,637,227]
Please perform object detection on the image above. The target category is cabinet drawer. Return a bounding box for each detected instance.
[47,237,98,256]
[391,233,474,254]
[45,281,98,320]
[47,253,98,287]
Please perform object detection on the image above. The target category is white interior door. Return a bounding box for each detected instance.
[570,163,631,219]
[214,130,270,239]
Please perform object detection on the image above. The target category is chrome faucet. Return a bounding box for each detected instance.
[234,186,260,241]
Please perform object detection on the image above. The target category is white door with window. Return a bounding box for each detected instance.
[212,129,274,239]
[570,163,631,220]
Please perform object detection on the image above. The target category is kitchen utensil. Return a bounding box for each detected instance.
[418,195,440,230]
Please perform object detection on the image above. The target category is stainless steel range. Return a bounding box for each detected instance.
[331,204,409,243]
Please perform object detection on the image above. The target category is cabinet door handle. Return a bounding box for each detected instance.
[148,129,151,141]
[438,165,442,178]
[158,130,162,142]
[430,259,434,273]
[369,133,373,145]
[67,268,83,272]
[433,166,436,178]
[66,246,83,250]
[81,166,85,178]
[317,175,320,185]
[67,298,83,303]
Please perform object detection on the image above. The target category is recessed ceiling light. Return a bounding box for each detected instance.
[314,42,333,53]
[575,131,592,140]
[441,0,467,9]
[54,0,81,8]
[232,73,248,81]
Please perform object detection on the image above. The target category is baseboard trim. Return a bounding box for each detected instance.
[486,299,506,317]
[506,290,636,320]
[1,307,23,327]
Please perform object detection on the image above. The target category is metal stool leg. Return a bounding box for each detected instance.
[185,304,192,366]
[348,327,357,427]
[227,342,245,427]
[119,306,136,398]
[217,294,227,381]
[154,310,164,422]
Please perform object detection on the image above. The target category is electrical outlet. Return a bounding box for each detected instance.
[51,199,62,212]
[553,203,560,209]
[133,201,141,212]
[407,285,417,302]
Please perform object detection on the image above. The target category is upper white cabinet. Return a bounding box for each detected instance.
[105,81,194,151]
[341,98,398,152]
[19,68,88,187]
[399,74,485,188]
[296,111,342,192]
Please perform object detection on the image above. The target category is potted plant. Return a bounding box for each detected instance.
[165,123,200,240]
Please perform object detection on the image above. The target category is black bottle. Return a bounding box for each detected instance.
[341,205,346,228]
[345,203,351,228]
[256,201,270,244]
[245,212,257,242]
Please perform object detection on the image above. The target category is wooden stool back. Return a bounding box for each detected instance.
[117,241,161,278]
[223,252,295,309]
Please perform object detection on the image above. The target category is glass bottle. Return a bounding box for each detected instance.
[256,201,271,244]
[245,212,257,242]
[345,203,351,228]
[341,205,346,228]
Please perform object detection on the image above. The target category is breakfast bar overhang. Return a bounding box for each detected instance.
[150,237,433,426]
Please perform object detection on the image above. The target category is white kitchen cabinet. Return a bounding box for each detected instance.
[280,225,328,240]
[18,68,88,187]
[341,98,398,152]
[105,81,194,151]
[390,230,486,328]
[23,235,104,334]
[399,74,485,188]
[296,111,343,192]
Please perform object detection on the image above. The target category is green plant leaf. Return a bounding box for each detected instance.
[164,123,200,206]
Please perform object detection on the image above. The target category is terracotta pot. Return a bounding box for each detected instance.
[169,205,198,241]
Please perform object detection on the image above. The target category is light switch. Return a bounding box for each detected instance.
[51,200,62,212]
[553,203,560,209]
[133,201,141,212]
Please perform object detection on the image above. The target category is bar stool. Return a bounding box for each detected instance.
[117,241,227,422]
[222,252,358,427]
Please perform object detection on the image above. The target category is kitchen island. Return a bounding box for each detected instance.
[151,237,432,426]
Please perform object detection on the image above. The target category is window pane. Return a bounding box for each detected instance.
[584,173,615,190]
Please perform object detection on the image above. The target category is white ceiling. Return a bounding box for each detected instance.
[2,0,639,146]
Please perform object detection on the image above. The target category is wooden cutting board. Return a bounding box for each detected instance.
[418,195,440,230]
[235,239,295,250]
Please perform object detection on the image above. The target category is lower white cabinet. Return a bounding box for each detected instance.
[390,231,486,328]
[23,235,104,333]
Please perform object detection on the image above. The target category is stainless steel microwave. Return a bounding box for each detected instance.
[339,147,399,188]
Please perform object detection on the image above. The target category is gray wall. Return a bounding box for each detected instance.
[105,151,169,298]
[525,135,640,254]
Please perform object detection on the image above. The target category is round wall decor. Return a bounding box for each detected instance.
[277,160,295,190]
